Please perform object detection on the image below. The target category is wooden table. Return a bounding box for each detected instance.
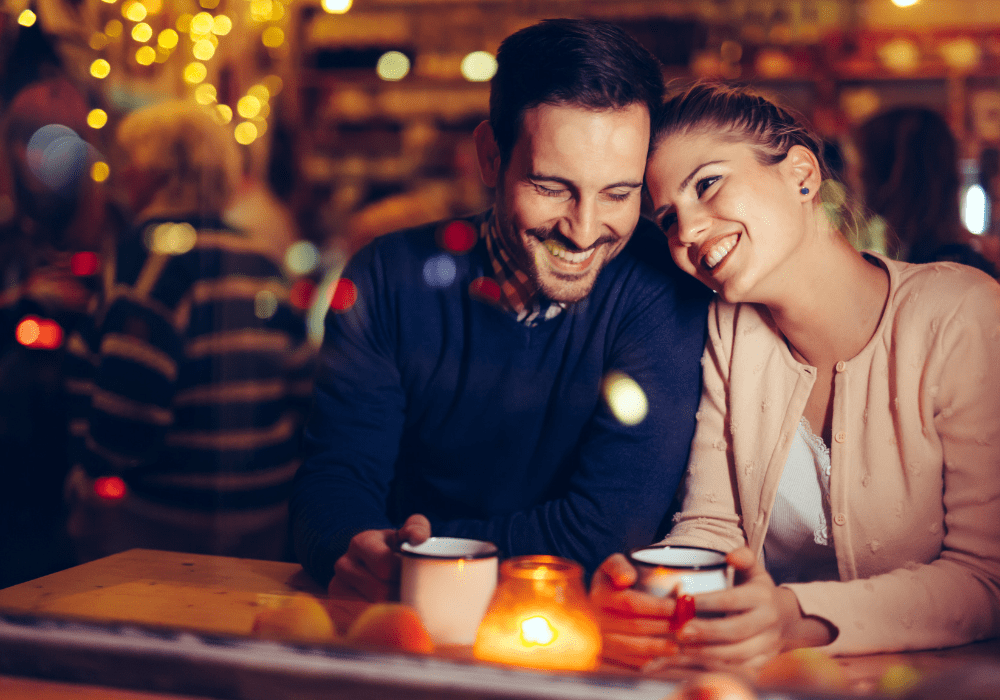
[0,549,997,700]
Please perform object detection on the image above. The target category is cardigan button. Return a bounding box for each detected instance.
[834,431,847,443]
[834,513,847,526]
[835,360,847,372]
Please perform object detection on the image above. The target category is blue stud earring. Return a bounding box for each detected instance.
[800,186,810,195]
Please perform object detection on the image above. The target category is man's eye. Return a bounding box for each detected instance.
[606,191,633,203]
[695,176,720,197]
[535,185,566,197]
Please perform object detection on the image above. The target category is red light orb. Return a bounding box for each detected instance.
[289,279,316,310]
[35,319,64,349]
[70,251,100,276]
[439,220,477,254]
[94,476,127,500]
[330,278,358,312]
[16,316,41,346]
[468,277,501,305]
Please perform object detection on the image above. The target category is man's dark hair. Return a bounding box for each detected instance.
[489,18,664,164]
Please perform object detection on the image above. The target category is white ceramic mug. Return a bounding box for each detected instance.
[399,537,499,646]
[629,545,731,598]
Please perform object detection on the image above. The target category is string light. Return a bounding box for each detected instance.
[17,9,37,26]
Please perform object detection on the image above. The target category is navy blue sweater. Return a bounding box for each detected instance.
[291,213,711,585]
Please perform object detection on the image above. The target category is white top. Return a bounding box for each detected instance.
[763,418,839,585]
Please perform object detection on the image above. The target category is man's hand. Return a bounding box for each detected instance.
[330,514,432,602]
[590,553,679,669]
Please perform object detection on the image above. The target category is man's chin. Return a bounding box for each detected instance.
[536,271,600,304]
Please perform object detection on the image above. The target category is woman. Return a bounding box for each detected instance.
[592,82,1000,671]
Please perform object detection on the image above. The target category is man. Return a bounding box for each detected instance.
[290,18,711,600]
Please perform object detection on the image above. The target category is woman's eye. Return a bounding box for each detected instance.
[695,176,720,197]
[658,212,677,233]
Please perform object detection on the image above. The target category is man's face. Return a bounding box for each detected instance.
[491,102,649,303]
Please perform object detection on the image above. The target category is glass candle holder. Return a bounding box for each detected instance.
[472,555,602,672]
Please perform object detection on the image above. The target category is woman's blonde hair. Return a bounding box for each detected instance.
[117,100,241,215]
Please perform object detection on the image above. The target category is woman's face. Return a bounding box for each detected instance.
[645,130,810,305]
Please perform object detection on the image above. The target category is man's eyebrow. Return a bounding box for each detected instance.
[527,173,642,189]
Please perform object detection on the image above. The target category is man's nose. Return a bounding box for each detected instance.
[564,198,602,250]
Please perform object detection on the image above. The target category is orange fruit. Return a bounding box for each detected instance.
[345,603,435,654]
[250,593,338,644]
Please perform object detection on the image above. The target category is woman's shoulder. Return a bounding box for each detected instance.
[888,257,1000,332]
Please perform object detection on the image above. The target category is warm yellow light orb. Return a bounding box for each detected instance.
[183,62,208,84]
[250,0,272,21]
[192,39,216,60]
[90,59,112,79]
[190,11,213,35]
[176,13,192,32]
[212,14,232,35]
[460,51,497,82]
[91,161,111,182]
[123,2,147,22]
[17,9,37,26]
[194,84,217,105]
[602,371,648,426]
[87,109,109,129]
[155,46,170,63]
[158,28,178,48]
[321,0,351,13]
[135,45,156,65]
[376,51,410,81]
[261,27,284,48]
[262,75,283,96]
[89,32,109,50]
[234,121,258,145]
[105,19,123,37]
[248,84,270,102]
[215,104,233,124]
[237,95,262,119]
[132,22,153,42]
[142,0,162,14]
[199,0,220,8]
[891,0,919,6]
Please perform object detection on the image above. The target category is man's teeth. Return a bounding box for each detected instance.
[704,237,737,269]
[544,240,596,263]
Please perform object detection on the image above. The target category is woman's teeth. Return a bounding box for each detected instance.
[704,236,737,269]
[544,240,596,264]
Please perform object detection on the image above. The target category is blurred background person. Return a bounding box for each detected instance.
[64,100,315,563]
[853,106,998,277]
[0,76,120,587]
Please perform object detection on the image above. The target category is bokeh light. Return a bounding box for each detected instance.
[422,254,457,289]
[16,316,64,349]
[17,9,36,26]
[71,251,101,276]
[132,22,153,42]
[891,0,919,6]
[212,15,232,35]
[214,104,233,124]
[200,0,220,8]
[26,125,89,194]
[460,51,497,82]
[190,11,213,34]
[255,290,278,319]
[262,75,283,96]
[192,39,216,60]
[878,38,920,73]
[91,59,112,79]
[234,121,258,145]
[440,220,476,253]
[176,13,192,32]
[321,0,352,13]
[143,0,163,14]
[105,20,123,37]
[285,241,319,276]
[330,279,358,312]
[183,62,208,84]
[194,83,217,105]
[16,317,41,346]
[94,476,127,499]
[146,222,197,255]
[602,371,648,426]
[123,1,147,22]
[237,95,262,119]
[376,51,410,81]
[248,84,270,102]
[90,32,109,50]
[87,109,109,129]
[136,46,157,65]
[91,161,111,182]
[157,28,178,49]
[262,27,284,48]
[469,277,501,305]
[290,278,317,310]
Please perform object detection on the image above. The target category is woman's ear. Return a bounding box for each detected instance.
[473,120,501,188]
[785,144,822,200]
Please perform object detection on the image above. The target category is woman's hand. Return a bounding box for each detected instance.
[590,553,679,669]
[674,547,835,673]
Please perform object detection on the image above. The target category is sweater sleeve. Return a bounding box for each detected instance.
[659,299,747,553]
[787,276,1000,655]
[427,262,711,576]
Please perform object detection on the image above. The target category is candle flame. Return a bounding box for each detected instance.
[520,616,556,646]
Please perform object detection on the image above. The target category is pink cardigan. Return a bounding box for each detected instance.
[661,253,1000,655]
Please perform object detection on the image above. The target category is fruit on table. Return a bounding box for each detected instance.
[250,593,338,644]
[345,603,435,654]
[755,647,847,691]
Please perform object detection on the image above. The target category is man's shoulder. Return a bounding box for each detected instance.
[356,213,485,261]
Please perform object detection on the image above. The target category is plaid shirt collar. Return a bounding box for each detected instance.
[482,214,565,327]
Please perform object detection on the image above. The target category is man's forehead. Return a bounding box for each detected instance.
[516,102,650,165]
